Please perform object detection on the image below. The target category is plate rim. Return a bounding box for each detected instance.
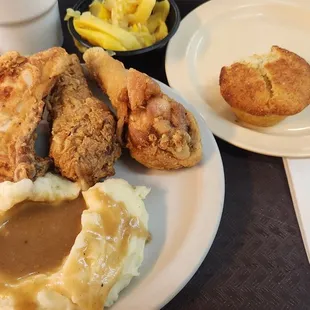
[113,80,225,309]
[84,64,225,309]
[165,0,310,158]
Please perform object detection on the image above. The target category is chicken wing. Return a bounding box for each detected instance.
[49,54,121,189]
[0,47,69,182]
[83,47,202,170]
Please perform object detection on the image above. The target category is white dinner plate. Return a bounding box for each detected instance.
[165,0,310,157]
[82,71,224,309]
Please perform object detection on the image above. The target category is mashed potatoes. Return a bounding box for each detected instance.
[0,175,150,310]
[0,173,81,215]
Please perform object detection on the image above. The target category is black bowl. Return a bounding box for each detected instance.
[67,0,181,57]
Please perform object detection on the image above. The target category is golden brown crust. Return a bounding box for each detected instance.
[84,47,203,170]
[83,48,128,144]
[127,68,161,110]
[126,71,202,170]
[220,63,271,116]
[128,110,202,170]
[0,47,69,182]
[220,45,310,117]
[49,55,121,190]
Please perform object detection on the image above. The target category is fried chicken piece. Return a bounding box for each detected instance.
[83,47,202,170]
[49,55,121,189]
[0,47,69,182]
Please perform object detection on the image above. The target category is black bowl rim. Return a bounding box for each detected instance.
[67,0,181,56]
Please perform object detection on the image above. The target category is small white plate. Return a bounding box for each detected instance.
[85,73,225,309]
[165,0,310,157]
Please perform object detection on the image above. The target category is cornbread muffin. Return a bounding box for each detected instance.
[219,46,310,127]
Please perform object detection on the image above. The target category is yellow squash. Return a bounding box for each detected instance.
[130,23,156,47]
[74,13,142,50]
[147,12,161,33]
[67,0,170,52]
[128,0,156,24]
[74,27,126,51]
[147,0,170,34]
[154,20,168,41]
[89,0,110,20]
[153,0,170,21]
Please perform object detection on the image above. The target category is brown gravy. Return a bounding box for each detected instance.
[62,189,150,310]
[0,195,86,280]
[93,189,150,243]
[0,189,150,310]
[94,189,150,288]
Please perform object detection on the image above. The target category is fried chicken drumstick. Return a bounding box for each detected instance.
[83,48,202,170]
[49,55,121,189]
[0,47,69,182]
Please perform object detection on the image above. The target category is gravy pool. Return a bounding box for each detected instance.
[0,195,86,280]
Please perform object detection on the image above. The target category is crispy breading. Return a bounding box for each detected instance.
[0,47,69,182]
[83,49,129,143]
[49,55,121,189]
[83,47,202,170]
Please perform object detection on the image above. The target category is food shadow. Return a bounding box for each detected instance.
[35,119,51,158]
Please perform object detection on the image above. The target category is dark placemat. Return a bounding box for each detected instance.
[58,0,310,308]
